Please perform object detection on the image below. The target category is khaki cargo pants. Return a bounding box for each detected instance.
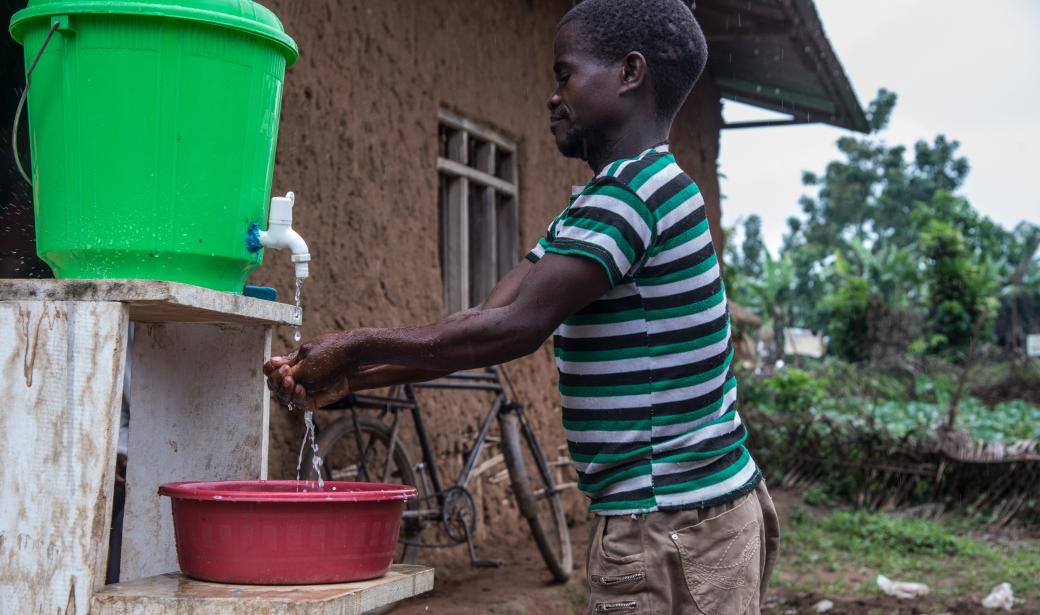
[585,481,780,615]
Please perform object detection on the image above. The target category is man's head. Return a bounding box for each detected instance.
[548,0,708,161]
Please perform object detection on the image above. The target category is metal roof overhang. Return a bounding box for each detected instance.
[695,0,870,132]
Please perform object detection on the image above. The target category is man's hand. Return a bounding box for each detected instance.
[264,331,359,408]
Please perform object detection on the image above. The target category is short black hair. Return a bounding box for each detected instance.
[559,0,708,119]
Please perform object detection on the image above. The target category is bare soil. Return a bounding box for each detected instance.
[394,517,591,615]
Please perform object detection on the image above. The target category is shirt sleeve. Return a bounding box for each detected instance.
[525,237,550,264]
[525,219,555,263]
[544,180,655,286]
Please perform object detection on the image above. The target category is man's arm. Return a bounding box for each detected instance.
[343,253,607,369]
[344,259,537,391]
[269,254,609,405]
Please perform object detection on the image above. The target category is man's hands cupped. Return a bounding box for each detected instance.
[263,330,363,409]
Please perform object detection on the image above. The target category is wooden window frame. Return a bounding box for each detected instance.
[437,109,519,314]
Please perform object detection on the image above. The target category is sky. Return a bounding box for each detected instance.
[717,0,1040,254]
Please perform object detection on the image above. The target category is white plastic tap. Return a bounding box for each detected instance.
[259,191,311,279]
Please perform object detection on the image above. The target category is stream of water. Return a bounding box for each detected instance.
[292,277,304,342]
[289,277,323,489]
[294,408,324,489]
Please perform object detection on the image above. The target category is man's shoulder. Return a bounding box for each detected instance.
[607,151,694,194]
[591,153,700,215]
[598,150,673,186]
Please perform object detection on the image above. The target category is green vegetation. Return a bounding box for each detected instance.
[740,357,1040,525]
[723,88,1039,607]
[749,363,1040,444]
[724,88,1038,530]
[726,89,1040,365]
[776,505,1040,606]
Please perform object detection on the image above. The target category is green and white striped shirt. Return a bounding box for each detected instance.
[527,144,761,515]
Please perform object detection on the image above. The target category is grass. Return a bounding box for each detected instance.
[773,505,1040,608]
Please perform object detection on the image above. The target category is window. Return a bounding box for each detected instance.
[437,109,519,314]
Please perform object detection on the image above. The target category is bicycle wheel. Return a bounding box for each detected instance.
[301,415,421,566]
[499,410,573,582]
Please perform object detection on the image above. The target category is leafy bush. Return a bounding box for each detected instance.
[762,368,822,416]
[742,361,1040,526]
[815,358,908,400]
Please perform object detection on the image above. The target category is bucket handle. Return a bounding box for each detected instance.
[12,18,63,185]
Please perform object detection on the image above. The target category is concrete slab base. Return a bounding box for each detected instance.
[90,565,434,614]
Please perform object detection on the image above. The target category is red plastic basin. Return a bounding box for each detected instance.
[158,480,417,584]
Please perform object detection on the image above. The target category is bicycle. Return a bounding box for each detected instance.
[300,365,574,583]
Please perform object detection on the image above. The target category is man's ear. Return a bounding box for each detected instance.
[619,51,648,95]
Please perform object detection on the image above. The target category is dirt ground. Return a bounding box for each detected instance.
[393,515,593,615]
[390,488,998,615]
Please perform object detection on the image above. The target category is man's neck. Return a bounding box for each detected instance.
[585,121,671,174]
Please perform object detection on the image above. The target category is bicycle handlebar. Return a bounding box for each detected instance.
[318,369,505,412]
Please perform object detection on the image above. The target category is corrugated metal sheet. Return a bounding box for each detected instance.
[696,0,869,132]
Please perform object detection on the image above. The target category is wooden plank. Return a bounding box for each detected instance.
[496,193,519,278]
[0,301,128,615]
[468,185,496,306]
[436,158,518,197]
[91,566,435,614]
[120,322,271,581]
[0,279,300,326]
[438,108,515,152]
[443,174,469,314]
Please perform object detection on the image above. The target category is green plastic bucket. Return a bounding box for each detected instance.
[9,1,298,293]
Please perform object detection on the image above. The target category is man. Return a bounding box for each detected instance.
[266,0,779,612]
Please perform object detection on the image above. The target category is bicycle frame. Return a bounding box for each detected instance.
[316,366,573,578]
[329,367,516,516]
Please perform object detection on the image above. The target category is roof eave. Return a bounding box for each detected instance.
[698,0,870,133]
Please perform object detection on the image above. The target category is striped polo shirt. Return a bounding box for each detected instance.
[526,143,761,515]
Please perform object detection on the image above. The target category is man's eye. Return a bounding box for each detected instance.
[556,74,569,84]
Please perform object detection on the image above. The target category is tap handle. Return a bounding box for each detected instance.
[269,191,295,226]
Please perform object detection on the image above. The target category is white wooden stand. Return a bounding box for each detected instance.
[0,279,433,614]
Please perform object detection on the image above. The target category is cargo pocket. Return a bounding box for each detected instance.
[669,494,762,615]
[590,571,646,614]
[588,517,649,614]
[592,599,640,613]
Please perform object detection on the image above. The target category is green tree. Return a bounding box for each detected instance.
[740,215,766,280]
[742,252,795,361]
[920,219,998,355]
[722,88,1034,361]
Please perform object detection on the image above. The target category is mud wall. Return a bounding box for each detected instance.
[254,0,723,548]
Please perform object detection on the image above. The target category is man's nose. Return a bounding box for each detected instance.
[547,92,561,112]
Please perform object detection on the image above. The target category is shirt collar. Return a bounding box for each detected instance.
[594,142,670,178]
[569,143,671,197]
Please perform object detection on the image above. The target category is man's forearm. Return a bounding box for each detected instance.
[351,304,547,372]
[350,364,453,391]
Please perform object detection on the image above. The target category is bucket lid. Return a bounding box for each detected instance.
[9,0,299,65]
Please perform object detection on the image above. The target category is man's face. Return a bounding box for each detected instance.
[548,20,624,160]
